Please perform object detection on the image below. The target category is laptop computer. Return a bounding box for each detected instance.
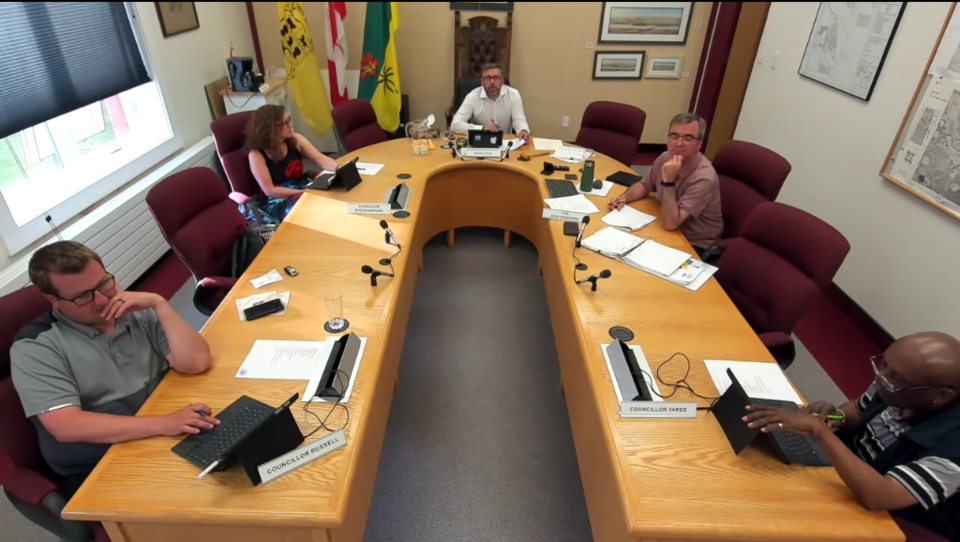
[468,129,503,148]
[171,393,302,473]
[713,369,830,467]
[305,157,362,192]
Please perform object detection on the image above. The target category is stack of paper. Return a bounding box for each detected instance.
[543,194,600,214]
[533,138,564,151]
[355,162,385,176]
[551,146,592,163]
[577,180,614,197]
[703,360,803,404]
[624,240,690,276]
[581,227,643,256]
[501,138,526,152]
[601,207,656,232]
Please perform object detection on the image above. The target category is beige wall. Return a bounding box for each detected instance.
[735,2,959,338]
[252,2,712,143]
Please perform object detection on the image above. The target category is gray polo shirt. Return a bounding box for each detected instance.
[10,309,170,476]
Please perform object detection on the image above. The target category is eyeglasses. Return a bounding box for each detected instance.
[870,355,942,394]
[481,75,503,82]
[56,274,116,306]
[282,118,293,127]
[668,133,700,143]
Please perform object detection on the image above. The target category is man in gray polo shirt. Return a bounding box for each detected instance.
[11,241,217,497]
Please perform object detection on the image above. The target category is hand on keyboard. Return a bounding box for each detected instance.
[742,404,826,437]
[159,404,221,436]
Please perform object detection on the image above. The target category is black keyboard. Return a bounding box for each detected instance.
[545,179,579,199]
[751,398,830,466]
[183,402,274,467]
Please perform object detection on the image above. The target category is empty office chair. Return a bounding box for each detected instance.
[712,140,792,238]
[331,99,388,154]
[574,101,646,166]
[211,111,262,203]
[0,287,109,542]
[146,168,248,316]
[715,202,850,369]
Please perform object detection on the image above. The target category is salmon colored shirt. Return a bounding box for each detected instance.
[640,151,722,248]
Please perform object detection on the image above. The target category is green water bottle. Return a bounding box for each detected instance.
[580,159,596,192]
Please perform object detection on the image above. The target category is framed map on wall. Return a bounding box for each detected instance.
[881,3,960,223]
[798,2,906,101]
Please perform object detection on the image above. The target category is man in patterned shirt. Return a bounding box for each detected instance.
[743,332,960,540]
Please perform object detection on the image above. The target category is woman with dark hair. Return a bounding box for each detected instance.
[245,105,340,222]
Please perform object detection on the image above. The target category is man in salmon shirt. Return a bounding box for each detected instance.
[609,113,722,258]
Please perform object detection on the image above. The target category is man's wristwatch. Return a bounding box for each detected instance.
[661,181,677,188]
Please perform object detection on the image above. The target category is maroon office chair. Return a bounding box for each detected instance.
[211,112,263,210]
[0,287,109,542]
[574,101,646,166]
[146,168,247,316]
[331,99,389,154]
[715,202,850,369]
[712,140,792,238]
[894,516,951,542]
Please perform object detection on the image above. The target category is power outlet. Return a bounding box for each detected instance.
[562,116,569,128]
[681,72,690,78]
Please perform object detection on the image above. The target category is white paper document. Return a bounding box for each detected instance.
[624,240,690,277]
[251,269,283,289]
[703,360,803,405]
[601,206,656,232]
[236,340,332,380]
[581,227,644,256]
[543,194,600,214]
[601,343,662,403]
[303,337,367,404]
[235,291,291,321]
[533,138,564,151]
[355,162,385,176]
[576,180,613,197]
[502,138,526,152]
[551,146,593,164]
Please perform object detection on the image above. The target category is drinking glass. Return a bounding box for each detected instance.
[324,290,346,331]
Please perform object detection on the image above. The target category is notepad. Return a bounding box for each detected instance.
[581,227,643,256]
[577,180,614,197]
[624,240,690,277]
[355,162,384,176]
[533,138,564,151]
[551,146,592,164]
[543,194,600,214]
[601,206,656,232]
[704,360,803,404]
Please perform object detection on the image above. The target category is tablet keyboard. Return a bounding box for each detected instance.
[546,179,579,199]
[183,402,274,467]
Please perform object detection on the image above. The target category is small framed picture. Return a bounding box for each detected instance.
[593,51,646,80]
[598,2,695,45]
[645,56,683,79]
[155,2,200,38]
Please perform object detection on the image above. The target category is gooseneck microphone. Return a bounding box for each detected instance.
[361,264,394,286]
[576,269,612,292]
[380,219,399,247]
[572,215,590,272]
[574,215,590,249]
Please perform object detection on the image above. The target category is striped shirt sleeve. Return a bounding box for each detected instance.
[887,456,960,509]
[857,382,880,413]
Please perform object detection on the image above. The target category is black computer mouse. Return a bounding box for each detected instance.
[593,180,603,190]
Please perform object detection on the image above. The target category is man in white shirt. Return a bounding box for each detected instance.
[450,63,530,142]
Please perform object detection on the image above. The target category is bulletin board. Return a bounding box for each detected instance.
[881,3,960,222]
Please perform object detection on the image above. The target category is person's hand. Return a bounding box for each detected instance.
[100,291,164,320]
[801,401,844,429]
[662,155,683,183]
[518,130,530,142]
[743,404,826,437]
[608,195,627,211]
[483,123,500,131]
[157,404,220,436]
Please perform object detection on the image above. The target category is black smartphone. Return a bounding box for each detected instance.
[244,299,285,321]
[563,221,580,236]
[564,173,577,180]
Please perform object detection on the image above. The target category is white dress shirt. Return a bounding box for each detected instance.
[450,84,530,135]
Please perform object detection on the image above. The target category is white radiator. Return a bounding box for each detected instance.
[0,137,220,297]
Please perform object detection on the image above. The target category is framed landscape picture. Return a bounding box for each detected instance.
[154,2,200,38]
[598,2,695,45]
[645,56,683,78]
[593,51,646,80]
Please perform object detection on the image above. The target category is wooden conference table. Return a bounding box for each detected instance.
[63,138,903,542]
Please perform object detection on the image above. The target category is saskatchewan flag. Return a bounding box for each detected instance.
[358,2,401,132]
[278,2,333,136]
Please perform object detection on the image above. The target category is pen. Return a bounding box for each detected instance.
[197,459,220,480]
[812,413,844,421]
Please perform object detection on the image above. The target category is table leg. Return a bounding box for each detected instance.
[504,230,512,247]
[446,229,455,247]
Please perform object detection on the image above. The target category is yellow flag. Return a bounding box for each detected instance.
[278,2,332,136]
